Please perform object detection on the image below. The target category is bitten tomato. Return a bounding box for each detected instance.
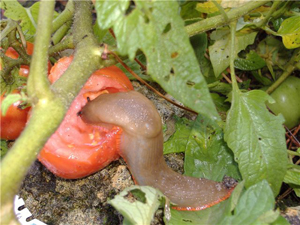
[0,92,30,140]
[38,56,133,179]
[267,76,300,129]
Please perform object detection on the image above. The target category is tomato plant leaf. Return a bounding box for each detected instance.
[234,51,266,71]
[1,1,38,41]
[209,29,257,77]
[184,115,241,181]
[277,16,300,49]
[224,88,287,195]
[219,180,281,225]
[96,0,220,121]
[108,186,164,225]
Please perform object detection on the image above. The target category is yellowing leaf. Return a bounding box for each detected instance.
[221,0,251,8]
[196,1,221,14]
[278,16,300,49]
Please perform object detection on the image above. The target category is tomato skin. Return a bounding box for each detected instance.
[0,93,30,140]
[267,76,300,129]
[38,56,133,179]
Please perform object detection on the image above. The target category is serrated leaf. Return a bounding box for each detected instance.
[163,117,194,154]
[234,51,266,71]
[0,1,58,41]
[1,93,22,116]
[219,180,278,225]
[184,115,241,181]
[1,0,38,41]
[277,16,300,49]
[96,0,220,121]
[108,186,163,225]
[209,29,257,77]
[224,88,287,195]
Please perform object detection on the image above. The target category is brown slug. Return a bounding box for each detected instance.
[81,91,235,210]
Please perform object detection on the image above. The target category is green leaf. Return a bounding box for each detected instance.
[96,0,220,121]
[108,186,163,225]
[184,115,241,181]
[163,117,194,154]
[224,88,287,195]
[283,166,300,186]
[257,36,292,73]
[1,93,22,116]
[234,51,266,71]
[209,29,257,77]
[167,199,231,225]
[277,16,300,49]
[219,180,279,225]
[1,0,38,41]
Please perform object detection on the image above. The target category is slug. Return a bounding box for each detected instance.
[81,91,235,210]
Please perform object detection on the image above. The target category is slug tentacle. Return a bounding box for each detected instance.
[81,91,235,210]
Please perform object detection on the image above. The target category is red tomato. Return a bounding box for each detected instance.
[0,92,30,140]
[38,56,133,179]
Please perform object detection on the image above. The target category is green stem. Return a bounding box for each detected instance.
[52,1,103,104]
[212,0,228,22]
[0,19,17,42]
[8,30,31,65]
[49,35,74,56]
[52,20,72,45]
[185,1,269,36]
[52,0,74,33]
[256,1,281,28]
[266,48,300,94]
[287,150,300,157]
[229,21,238,88]
[27,1,55,101]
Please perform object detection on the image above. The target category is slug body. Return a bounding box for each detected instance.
[81,91,234,210]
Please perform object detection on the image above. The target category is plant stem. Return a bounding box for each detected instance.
[52,20,72,45]
[229,21,238,88]
[256,1,281,28]
[52,1,103,105]
[27,1,55,101]
[49,35,74,56]
[185,1,270,36]
[52,0,74,33]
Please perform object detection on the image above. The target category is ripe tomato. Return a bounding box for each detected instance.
[267,76,300,129]
[0,92,30,140]
[38,56,133,179]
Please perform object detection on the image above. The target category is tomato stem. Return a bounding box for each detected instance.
[185,1,269,37]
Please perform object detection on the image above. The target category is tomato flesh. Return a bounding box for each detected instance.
[38,56,133,179]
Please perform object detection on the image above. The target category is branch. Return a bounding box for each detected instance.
[185,1,270,36]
